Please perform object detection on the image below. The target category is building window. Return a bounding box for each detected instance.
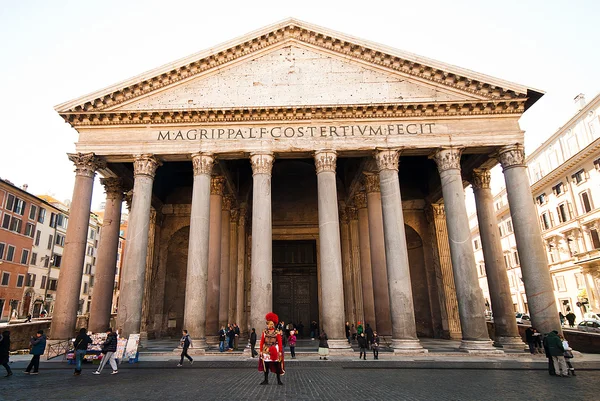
[37,208,46,224]
[536,193,547,205]
[25,222,35,237]
[29,205,37,220]
[89,229,96,240]
[84,263,92,275]
[56,214,66,228]
[40,276,47,290]
[575,273,585,289]
[9,217,22,233]
[557,203,570,223]
[504,254,511,269]
[0,243,4,259]
[35,230,41,246]
[13,198,26,215]
[540,212,551,230]
[594,157,600,171]
[473,239,480,250]
[83,282,89,295]
[591,229,600,249]
[506,220,513,234]
[6,245,15,262]
[48,279,58,291]
[552,182,565,196]
[20,249,30,265]
[16,275,24,288]
[87,246,94,256]
[5,194,15,210]
[571,169,586,184]
[1,273,9,286]
[1,214,10,229]
[580,191,593,213]
[47,235,53,250]
[43,256,49,268]
[555,276,567,292]
[499,225,504,237]
[55,234,65,247]
[49,213,56,228]
[513,251,520,266]
[52,254,62,268]
[26,273,36,288]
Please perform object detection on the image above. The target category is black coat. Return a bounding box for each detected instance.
[250,332,257,345]
[0,332,10,364]
[74,333,92,351]
[357,335,368,348]
[102,333,118,353]
[318,333,329,348]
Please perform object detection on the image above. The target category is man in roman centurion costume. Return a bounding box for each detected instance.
[258,312,285,385]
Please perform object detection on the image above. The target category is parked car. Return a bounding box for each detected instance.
[515,312,531,325]
[584,312,600,321]
[577,320,600,333]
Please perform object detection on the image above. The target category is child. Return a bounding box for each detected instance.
[288,330,297,359]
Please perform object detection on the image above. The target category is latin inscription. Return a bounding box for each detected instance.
[157,123,435,141]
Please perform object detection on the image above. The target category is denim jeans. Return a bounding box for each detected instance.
[75,349,87,371]
[219,341,225,352]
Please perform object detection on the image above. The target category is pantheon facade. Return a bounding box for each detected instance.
[51,19,560,353]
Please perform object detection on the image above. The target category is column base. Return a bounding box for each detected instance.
[139,331,148,348]
[459,339,504,354]
[327,339,354,355]
[391,339,428,354]
[205,335,219,345]
[494,336,527,351]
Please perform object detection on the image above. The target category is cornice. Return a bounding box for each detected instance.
[60,99,527,126]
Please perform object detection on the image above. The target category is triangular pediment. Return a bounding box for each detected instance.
[55,18,542,121]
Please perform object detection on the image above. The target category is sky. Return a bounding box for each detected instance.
[0,0,599,211]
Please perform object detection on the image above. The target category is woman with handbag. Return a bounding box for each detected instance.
[73,328,92,376]
[560,334,576,376]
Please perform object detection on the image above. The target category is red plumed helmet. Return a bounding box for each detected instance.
[265,312,279,325]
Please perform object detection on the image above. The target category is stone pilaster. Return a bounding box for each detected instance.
[229,208,239,325]
[315,150,351,351]
[235,205,248,336]
[339,204,356,325]
[348,207,364,324]
[51,153,105,340]
[249,153,274,334]
[219,196,232,328]
[375,149,424,352]
[364,172,392,336]
[470,168,524,349]
[206,175,224,341]
[354,191,376,328]
[431,148,497,352]
[498,144,561,334]
[89,177,125,333]
[117,154,161,337]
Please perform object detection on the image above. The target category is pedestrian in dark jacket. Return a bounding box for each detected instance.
[345,322,351,343]
[0,330,12,377]
[525,327,542,354]
[543,330,568,377]
[250,328,258,357]
[318,330,329,360]
[234,324,241,350]
[357,332,367,360]
[177,329,193,367]
[365,324,374,350]
[94,328,118,375]
[24,330,46,374]
[371,331,380,360]
[227,324,236,351]
[73,328,92,375]
[219,326,226,352]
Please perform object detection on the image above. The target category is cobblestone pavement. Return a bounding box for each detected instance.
[0,362,597,401]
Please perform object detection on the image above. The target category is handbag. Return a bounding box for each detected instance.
[564,350,574,359]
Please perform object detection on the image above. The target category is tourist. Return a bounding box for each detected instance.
[258,312,284,385]
[357,332,368,360]
[218,326,226,352]
[560,334,576,376]
[24,314,32,323]
[177,329,193,367]
[345,322,351,343]
[525,326,540,355]
[24,330,46,375]
[310,321,318,340]
[73,328,92,376]
[0,330,11,377]
[350,324,357,341]
[296,321,304,339]
[356,321,364,337]
[94,328,118,375]
[365,323,374,350]
[250,328,258,357]
[566,312,576,328]
[543,330,568,377]
[288,330,297,359]
[372,331,380,360]
[233,324,240,351]
[318,329,329,360]
[227,324,236,351]
[559,312,565,326]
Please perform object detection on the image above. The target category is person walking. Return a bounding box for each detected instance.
[345,322,351,343]
[94,328,118,375]
[250,328,258,357]
[233,324,240,351]
[218,326,226,352]
[177,329,193,367]
[357,332,367,360]
[365,323,374,350]
[543,330,568,377]
[560,334,576,376]
[318,329,329,360]
[24,330,46,375]
[372,331,380,360]
[566,312,576,328]
[0,330,12,377]
[288,330,297,359]
[73,328,92,375]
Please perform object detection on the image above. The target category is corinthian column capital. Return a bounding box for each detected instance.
[375,149,400,172]
[470,168,491,190]
[314,150,337,174]
[222,195,233,211]
[347,206,358,221]
[339,203,349,224]
[250,153,274,175]
[431,203,445,218]
[210,176,225,196]
[133,154,161,178]
[430,147,463,173]
[354,191,367,209]
[191,153,215,176]
[497,145,526,171]
[363,173,380,193]
[68,153,106,178]
[100,177,125,200]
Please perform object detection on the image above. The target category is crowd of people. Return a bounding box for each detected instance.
[525,326,576,377]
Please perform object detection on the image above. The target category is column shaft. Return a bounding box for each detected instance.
[340,206,356,325]
[51,153,104,339]
[218,198,231,328]
[229,209,239,325]
[89,178,124,333]
[349,210,364,324]
[355,192,376,328]
[205,176,224,339]
[235,205,247,335]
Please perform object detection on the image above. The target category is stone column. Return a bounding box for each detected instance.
[219,196,232,328]
[229,208,239,325]
[375,150,425,352]
[348,207,364,324]
[140,207,157,344]
[364,173,392,336]
[339,204,356,325]
[206,176,224,339]
[314,150,351,351]
[355,192,376,328]
[117,154,161,337]
[89,177,124,333]
[470,168,524,349]
[235,205,248,335]
[431,148,496,352]
[498,145,562,334]
[182,153,214,349]
[249,153,274,333]
[51,153,105,340]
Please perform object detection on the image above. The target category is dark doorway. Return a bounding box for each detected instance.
[272,240,318,337]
